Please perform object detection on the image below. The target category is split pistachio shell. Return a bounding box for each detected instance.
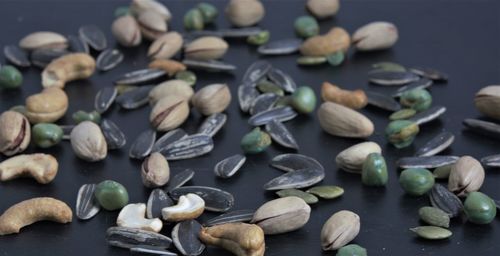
[117,203,163,232]
[225,0,265,27]
[150,95,190,132]
[448,156,484,197]
[111,15,142,47]
[149,80,194,105]
[306,0,340,19]
[141,152,170,188]
[317,102,374,138]
[199,222,265,256]
[130,0,172,21]
[192,84,232,115]
[161,193,205,222]
[474,85,500,120]
[399,168,435,196]
[463,192,497,224]
[148,32,183,60]
[321,210,360,251]
[300,27,350,57]
[70,121,107,162]
[352,21,398,51]
[41,53,96,88]
[336,142,382,173]
[321,82,367,109]
[184,37,229,61]
[385,120,419,148]
[149,59,186,76]
[25,87,68,124]
[362,152,388,186]
[19,31,67,50]
[137,10,168,40]
[0,111,30,156]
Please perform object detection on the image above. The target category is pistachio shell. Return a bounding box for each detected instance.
[317,102,374,138]
[19,31,67,50]
[0,111,31,156]
[352,21,398,51]
[70,121,107,162]
[141,152,170,188]
[130,0,172,21]
[111,15,142,47]
[184,36,229,61]
[300,27,350,56]
[225,0,265,27]
[148,32,183,60]
[474,85,500,120]
[25,87,68,124]
[137,11,168,41]
[150,96,190,132]
[448,156,484,197]
[321,82,367,109]
[191,84,232,115]
[306,0,340,19]
[321,210,360,251]
[336,142,382,173]
[149,80,194,105]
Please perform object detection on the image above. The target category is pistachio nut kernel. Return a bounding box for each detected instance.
[321,210,360,251]
[25,87,69,124]
[141,152,170,188]
[294,15,319,38]
[385,120,419,148]
[0,111,31,156]
[361,152,388,186]
[184,8,204,31]
[149,79,194,105]
[448,156,485,197]
[247,30,270,46]
[474,85,500,120]
[19,31,68,50]
[321,82,367,109]
[191,83,232,115]
[352,21,399,51]
[400,88,432,112]
[150,95,190,132]
[290,86,317,113]
[199,222,265,256]
[463,191,497,224]
[184,36,229,61]
[225,0,265,27]
[399,168,435,196]
[70,121,107,162]
[0,65,23,89]
[32,123,63,148]
[336,244,367,256]
[300,27,350,56]
[148,32,183,60]
[197,2,219,24]
[111,15,142,47]
[317,102,374,138]
[41,53,96,89]
[241,127,271,154]
[336,141,382,173]
[306,0,340,19]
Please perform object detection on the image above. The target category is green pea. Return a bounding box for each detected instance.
[294,15,319,38]
[247,30,270,46]
[196,2,218,24]
[389,108,416,120]
[464,192,497,224]
[385,120,419,148]
[336,244,367,256]
[175,70,197,87]
[114,6,130,17]
[32,123,63,148]
[256,80,284,96]
[184,8,204,31]
[361,153,388,186]
[400,88,432,112]
[0,65,23,89]
[94,180,129,211]
[399,168,435,196]
[72,110,101,124]
[241,127,271,154]
[326,51,345,66]
[290,86,317,113]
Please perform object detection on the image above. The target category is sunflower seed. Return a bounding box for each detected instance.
[276,189,318,204]
[481,154,500,167]
[165,169,195,192]
[153,129,188,153]
[96,49,123,72]
[169,186,234,212]
[416,132,455,157]
[249,93,279,115]
[3,45,30,67]
[182,59,236,72]
[129,129,156,159]
[270,154,324,172]
[79,25,107,51]
[147,189,174,219]
[242,60,272,85]
[60,125,75,140]
[172,220,205,256]
[214,154,246,178]
[408,105,446,125]
[114,69,166,85]
[161,134,214,160]
[263,168,325,190]
[190,27,263,38]
[257,38,302,55]
[238,85,260,112]
[100,119,127,149]
[116,85,155,109]
[365,90,401,111]
[130,246,177,256]
[368,70,420,86]
[75,183,100,220]
[67,34,89,53]
[106,227,172,249]
[429,184,463,218]
[371,62,406,72]
[197,113,227,137]
[397,156,459,169]
[463,118,500,139]
[265,120,299,150]
[248,106,297,126]
[95,86,118,114]
[204,209,255,226]
[392,78,433,97]
[267,68,297,93]
[30,48,70,68]
[409,67,448,82]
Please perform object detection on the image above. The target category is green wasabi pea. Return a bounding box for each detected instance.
[290,86,317,113]
[197,2,218,24]
[464,192,497,224]
[241,127,271,154]
[400,88,432,112]
[72,110,101,124]
[94,180,129,211]
[247,30,270,46]
[326,51,345,66]
[184,8,204,31]
[336,244,367,256]
[361,153,388,186]
[399,168,435,196]
[0,65,23,89]
[32,123,63,148]
[385,120,419,148]
[175,70,197,87]
[294,15,319,38]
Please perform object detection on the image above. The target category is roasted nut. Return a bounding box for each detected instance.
[474,85,500,120]
[150,95,190,131]
[317,102,374,138]
[225,0,265,27]
[321,82,367,109]
[352,21,399,51]
[141,152,170,188]
[70,121,107,162]
[0,111,30,156]
[148,59,186,76]
[41,53,96,88]
[149,79,194,105]
[336,142,381,173]
[184,36,229,61]
[137,10,168,41]
[148,32,183,60]
[25,87,69,124]
[300,27,350,56]
[199,222,265,256]
[161,193,205,222]
[19,31,67,50]
[192,83,232,115]
[0,197,72,235]
[117,203,163,232]
[0,153,58,184]
[306,0,340,19]
[448,156,485,197]
[111,15,142,47]
[321,210,360,251]
[130,0,172,21]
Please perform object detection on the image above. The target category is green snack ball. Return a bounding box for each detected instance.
[0,65,23,89]
[32,123,63,148]
[94,180,129,211]
[241,127,271,154]
[290,86,317,113]
[361,153,388,186]
[247,31,270,46]
[184,8,204,31]
[464,192,497,224]
[385,120,419,148]
[326,51,345,66]
[336,244,367,256]
[400,88,432,112]
[294,15,319,38]
[399,168,435,196]
[72,110,101,124]
[196,2,218,24]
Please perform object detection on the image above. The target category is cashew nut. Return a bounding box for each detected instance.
[199,222,265,256]
[0,153,58,184]
[0,197,72,235]
[41,53,96,88]
[25,87,69,124]
[117,203,163,232]
[161,193,204,222]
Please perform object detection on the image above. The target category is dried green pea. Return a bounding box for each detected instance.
[399,168,434,196]
[0,65,23,89]
[361,153,388,187]
[247,30,270,46]
[184,8,204,31]
[389,108,416,120]
[257,80,284,96]
[114,6,130,17]
[294,15,319,38]
[197,2,218,24]
[276,189,318,204]
[385,120,419,148]
[410,226,452,240]
[240,127,271,154]
[336,244,367,256]
[326,51,345,67]
[464,192,497,224]
[175,70,197,87]
[290,86,317,113]
[32,123,63,148]
[418,206,450,228]
[94,180,129,211]
[297,56,327,66]
[72,110,101,124]
[400,88,432,112]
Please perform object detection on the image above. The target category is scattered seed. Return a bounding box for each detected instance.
[249,93,279,115]
[371,62,406,72]
[410,226,452,240]
[397,156,459,169]
[114,69,166,85]
[306,186,344,199]
[265,120,299,150]
[242,60,272,85]
[67,34,89,53]
[248,106,298,126]
[182,59,236,72]
[433,165,452,179]
[214,154,246,179]
[172,220,205,256]
[418,206,450,228]
[75,183,100,220]
[130,246,177,256]
[161,134,214,160]
[95,86,118,114]
[368,70,420,86]
[190,27,263,38]
[481,154,500,167]
[238,85,260,113]
[100,119,127,149]
[297,56,327,66]
[365,90,401,111]
[204,209,255,226]
[175,70,197,86]
[276,189,318,204]
[197,113,227,137]
[410,67,448,82]
[96,49,123,71]
[392,78,433,97]
[169,186,234,212]
[256,80,284,96]
[106,226,172,249]
[408,105,446,125]
[153,129,188,154]
[270,153,324,172]
[79,25,107,51]
[165,169,195,192]
[429,184,463,218]
[30,48,69,68]
[257,38,302,55]
[267,68,297,93]
[115,85,155,109]
[147,189,174,219]
[389,108,416,120]
[463,118,500,139]
[263,168,325,190]
[4,45,30,67]
[416,132,455,157]
[129,129,156,160]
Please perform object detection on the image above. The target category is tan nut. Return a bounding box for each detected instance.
[117,203,163,232]
[150,95,190,132]
[321,82,368,109]
[25,87,69,124]
[149,79,194,105]
[41,53,96,88]
[335,142,381,173]
[184,36,229,61]
[0,111,31,156]
[317,102,374,138]
[199,222,265,256]
[137,10,168,41]
[0,197,72,235]
[148,59,186,76]
[474,85,500,120]
[352,21,399,51]
[19,31,67,50]
[70,121,107,162]
[300,27,350,56]
[161,193,205,222]
[191,84,232,116]
[141,152,170,188]
[148,32,183,60]
[448,156,485,197]
[0,153,58,184]
[306,0,340,19]
[130,0,172,21]
[225,0,265,27]
[111,15,142,47]
[321,210,360,251]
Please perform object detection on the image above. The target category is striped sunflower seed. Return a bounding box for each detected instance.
[129,129,156,160]
[169,186,234,212]
[75,183,100,220]
[397,156,459,169]
[257,38,302,55]
[214,154,246,179]
[95,86,118,114]
[204,209,255,226]
[263,168,325,190]
[416,132,455,157]
[265,120,299,150]
[96,49,123,72]
[100,119,126,149]
[270,153,324,172]
[161,134,214,160]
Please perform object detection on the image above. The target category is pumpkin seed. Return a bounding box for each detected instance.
[267,68,297,93]
[249,93,279,115]
[3,45,30,67]
[408,105,446,125]
[248,106,297,126]
[75,183,100,220]
[368,70,420,86]
[410,226,452,240]
[96,49,123,71]
[365,90,401,111]
[297,56,327,66]
[238,85,261,113]
[100,119,127,150]
[371,62,406,72]
[79,25,107,51]
[397,156,459,169]
[265,119,299,150]
[416,131,455,157]
[106,226,172,249]
[115,85,154,109]
[276,189,319,204]
[429,184,463,218]
[30,48,70,68]
[67,34,89,53]
[152,129,188,153]
[418,206,450,228]
[197,113,227,137]
[165,169,195,192]
[242,60,272,85]
[481,154,500,167]
[169,186,234,212]
[270,153,324,172]
[171,220,205,256]
[204,209,255,226]
[130,246,177,255]
[95,86,118,114]
[389,108,416,120]
[306,186,344,199]
[433,165,452,179]
[214,154,246,178]
[129,129,156,160]
[257,38,302,55]
[175,70,197,86]
[146,189,174,219]
[161,134,214,160]
[182,59,236,72]
[263,168,325,190]
[392,78,433,97]
[114,69,166,85]
[409,67,448,82]
[463,118,500,139]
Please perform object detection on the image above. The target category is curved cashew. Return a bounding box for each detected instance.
[0,153,58,184]
[0,197,72,235]
[42,53,96,88]
[117,203,163,233]
[161,193,204,222]
[199,222,265,256]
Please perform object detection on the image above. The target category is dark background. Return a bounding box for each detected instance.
[0,0,500,255]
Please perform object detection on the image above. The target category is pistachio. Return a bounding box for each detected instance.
[72,110,101,124]
[418,206,450,228]
[148,32,183,60]
[463,192,497,224]
[399,168,435,196]
[150,95,190,132]
[300,27,350,57]
[149,59,186,76]
[352,21,399,51]
[362,152,388,186]
[400,88,432,112]
[192,83,232,115]
[25,87,68,124]
[225,0,265,27]
[321,210,360,251]
[70,121,107,162]
[385,120,419,148]
[317,102,374,138]
[175,70,197,86]
[336,244,367,256]
[141,152,170,188]
[0,65,22,89]
[0,111,30,156]
[448,156,484,197]
[294,16,319,38]
[241,127,271,154]
[336,142,382,173]
[247,30,270,46]
[389,108,416,120]
[19,31,67,50]
[251,196,311,235]
[0,153,58,184]
[474,85,500,120]
[137,11,168,40]
[184,8,204,31]
[95,180,129,211]
[111,15,142,47]
[184,36,229,61]
[321,82,367,109]
[306,0,340,19]
[32,123,63,148]
[197,3,218,24]
[199,222,265,256]
[41,53,96,88]
[290,86,317,113]
[149,79,194,105]
[410,226,452,240]
[130,0,172,21]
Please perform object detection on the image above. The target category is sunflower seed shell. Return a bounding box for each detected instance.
[76,183,100,220]
[214,154,246,178]
[165,169,195,192]
[4,45,30,67]
[100,119,127,149]
[265,120,299,150]
[106,227,172,249]
[263,168,325,190]
[408,105,446,125]
[129,129,156,159]
[171,220,205,256]
[204,210,255,226]
[95,87,118,114]
[368,70,420,86]
[248,106,297,126]
[147,189,174,219]
[169,186,234,212]
[161,134,214,160]
[366,90,401,111]
[115,69,166,85]
[197,113,227,137]
[96,49,123,71]
[270,154,324,172]
[397,156,459,169]
[257,38,302,55]
[416,132,455,157]
[79,25,107,51]
[429,184,463,218]
[116,85,155,109]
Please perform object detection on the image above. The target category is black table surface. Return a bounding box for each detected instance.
[1,0,500,255]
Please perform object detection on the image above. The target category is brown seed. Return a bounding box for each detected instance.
[299,27,350,56]
[111,15,142,47]
[192,84,232,116]
[148,59,186,76]
[148,32,183,60]
[150,96,190,132]
[321,82,367,109]
[317,102,374,138]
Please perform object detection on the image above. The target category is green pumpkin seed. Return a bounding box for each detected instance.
[385,120,419,148]
[326,51,345,66]
[257,80,284,96]
[184,8,204,31]
[433,164,452,179]
[197,3,218,24]
[410,226,452,240]
[32,123,64,148]
[306,185,344,199]
[372,62,406,72]
[240,127,271,154]
[399,168,434,196]
[0,65,22,89]
[336,244,367,256]
[418,206,450,228]
[389,108,416,120]
[400,88,432,112]
[290,86,317,113]
[464,192,497,224]
[276,189,319,204]
[294,15,319,38]
[247,30,270,46]
[361,153,388,186]
[72,110,102,124]
[296,56,327,66]
[175,70,197,87]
